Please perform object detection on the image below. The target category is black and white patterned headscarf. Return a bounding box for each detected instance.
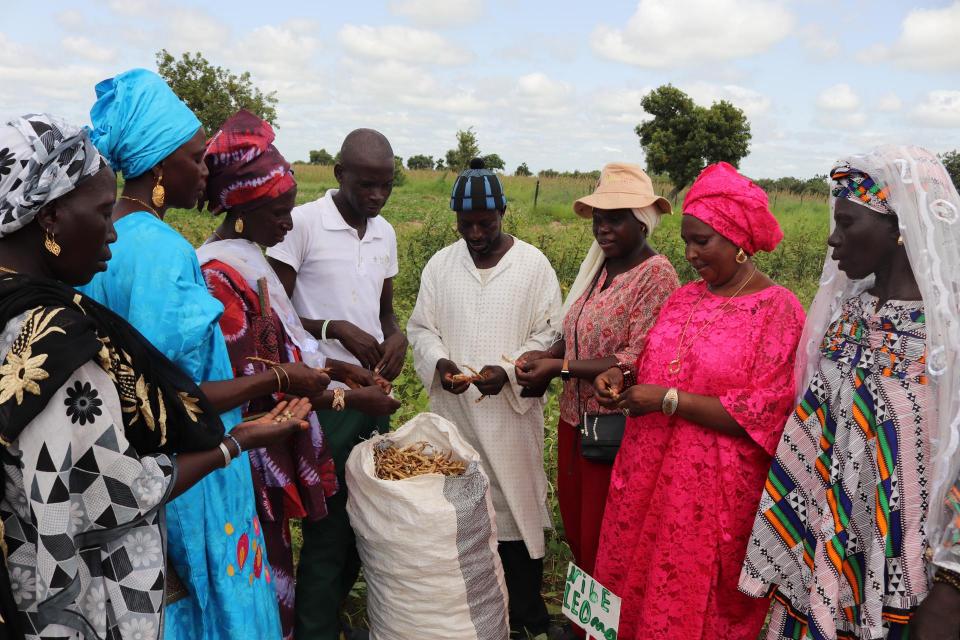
[0,114,105,238]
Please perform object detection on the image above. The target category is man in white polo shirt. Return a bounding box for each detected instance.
[267,128,405,640]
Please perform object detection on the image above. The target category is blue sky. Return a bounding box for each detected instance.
[2,0,959,179]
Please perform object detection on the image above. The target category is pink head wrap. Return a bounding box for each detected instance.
[682,162,783,254]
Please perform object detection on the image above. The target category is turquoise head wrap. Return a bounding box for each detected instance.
[89,68,201,179]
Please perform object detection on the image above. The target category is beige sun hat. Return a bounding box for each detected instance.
[573,163,672,217]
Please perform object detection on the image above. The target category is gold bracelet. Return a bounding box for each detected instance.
[934,568,960,593]
[332,388,346,412]
[272,366,290,392]
[270,367,283,393]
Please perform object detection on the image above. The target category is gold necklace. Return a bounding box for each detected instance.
[668,265,758,377]
[0,266,18,275]
[212,230,225,241]
[120,195,161,220]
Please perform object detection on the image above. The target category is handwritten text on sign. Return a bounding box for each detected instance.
[562,562,621,640]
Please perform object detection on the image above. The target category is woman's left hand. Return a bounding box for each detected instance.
[910,582,960,639]
[614,384,667,417]
[515,357,560,388]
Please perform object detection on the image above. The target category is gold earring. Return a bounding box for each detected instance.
[735,248,748,264]
[234,217,244,234]
[897,235,904,246]
[44,230,61,257]
[151,170,165,208]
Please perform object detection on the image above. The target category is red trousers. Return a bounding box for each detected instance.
[556,418,614,575]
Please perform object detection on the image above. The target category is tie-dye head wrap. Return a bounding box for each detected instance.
[682,162,783,254]
[90,68,201,179]
[829,162,895,216]
[0,114,106,238]
[203,110,295,212]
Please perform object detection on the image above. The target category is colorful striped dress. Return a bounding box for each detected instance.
[740,292,932,640]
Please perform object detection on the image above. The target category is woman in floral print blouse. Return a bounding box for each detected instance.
[515,163,678,588]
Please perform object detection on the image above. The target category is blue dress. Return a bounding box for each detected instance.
[80,212,281,640]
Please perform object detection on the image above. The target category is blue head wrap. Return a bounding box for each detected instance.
[89,68,201,179]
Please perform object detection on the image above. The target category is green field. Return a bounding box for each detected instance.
[165,165,831,630]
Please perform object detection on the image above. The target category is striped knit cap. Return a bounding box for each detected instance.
[449,157,507,212]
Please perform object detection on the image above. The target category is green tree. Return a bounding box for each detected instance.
[308,148,335,165]
[435,158,446,171]
[445,128,481,172]
[804,175,830,197]
[515,162,532,176]
[482,153,505,172]
[155,49,278,135]
[393,156,407,187]
[407,154,434,170]
[636,85,751,195]
[941,150,960,191]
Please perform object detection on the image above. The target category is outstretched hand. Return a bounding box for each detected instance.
[232,398,312,450]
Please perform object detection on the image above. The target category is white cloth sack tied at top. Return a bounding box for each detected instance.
[345,412,510,640]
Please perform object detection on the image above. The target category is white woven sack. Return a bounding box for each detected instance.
[346,412,510,640]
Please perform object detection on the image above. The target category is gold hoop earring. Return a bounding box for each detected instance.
[44,230,61,257]
[897,235,904,246]
[151,170,165,208]
[735,248,748,264]
[234,217,244,234]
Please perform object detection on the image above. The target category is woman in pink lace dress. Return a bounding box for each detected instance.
[592,162,806,639]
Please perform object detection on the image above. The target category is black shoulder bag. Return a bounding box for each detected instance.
[572,269,632,463]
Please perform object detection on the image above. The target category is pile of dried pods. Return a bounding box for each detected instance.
[374,441,467,480]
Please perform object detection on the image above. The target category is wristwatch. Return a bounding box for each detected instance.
[560,358,571,381]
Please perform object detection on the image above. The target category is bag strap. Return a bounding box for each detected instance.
[573,266,605,422]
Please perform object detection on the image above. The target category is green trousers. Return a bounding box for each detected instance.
[295,408,389,639]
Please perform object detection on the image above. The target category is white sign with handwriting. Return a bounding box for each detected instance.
[561,562,621,640]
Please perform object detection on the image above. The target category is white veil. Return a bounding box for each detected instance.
[793,145,960,572]
[195,238,327,369]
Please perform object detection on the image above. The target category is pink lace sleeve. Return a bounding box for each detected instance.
[613,261,680,371]
[718,290,806,456]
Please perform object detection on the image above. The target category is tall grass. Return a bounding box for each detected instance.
[165,168,830,628]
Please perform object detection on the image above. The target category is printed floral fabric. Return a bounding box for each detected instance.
[0,333,174,639]
[202,258,337,640]
[593,281,805,640]
[559,254,678,424]
[740,292,936,639]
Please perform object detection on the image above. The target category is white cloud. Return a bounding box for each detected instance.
[817,84,860,111]
[871,1,960,70]
[591,0,794,68]
[685,83,772,117]
[388,0,483,28]
[816,111,867,130]
[877,92,902,112]
[61,36,116,63]
[100,0,150,16]
[798,24,839,59]
[339,24,471,66]
[592,88,653,124]
[55,10,87,30]
[342,58,488,115]
[511,73,574,119]
[912,91,960,128]
[232,20,323,87]
[164,8,231,55]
